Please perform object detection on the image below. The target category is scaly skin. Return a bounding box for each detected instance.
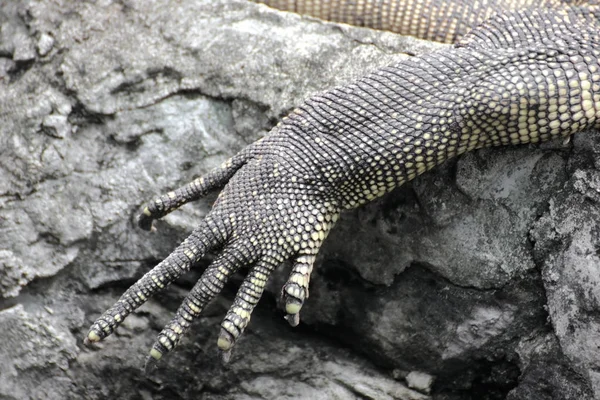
[252,0,597,43]
[85,6,600,368]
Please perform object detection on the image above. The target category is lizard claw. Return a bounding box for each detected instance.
[219,348,233,364]
[285,312,300,327]
[144,351,161,375]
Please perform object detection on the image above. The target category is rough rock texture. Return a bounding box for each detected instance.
[1,0,598,399]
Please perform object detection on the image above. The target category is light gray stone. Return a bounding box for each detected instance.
[0,304,78,400]
[406,371,434,394]
[36,32,54,56]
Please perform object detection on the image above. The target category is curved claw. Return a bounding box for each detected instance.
[219,346,233,364]
[285,313,300,327]
[144,351,161,374]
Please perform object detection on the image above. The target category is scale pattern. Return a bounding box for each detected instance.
[253,0,596,43]
[85,5,600,368]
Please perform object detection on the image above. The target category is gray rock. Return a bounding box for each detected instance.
[406,371,435,394]
[36,32,54,57]
[0,304,78,400]
[530,130,600,398]
[0,0,597,399]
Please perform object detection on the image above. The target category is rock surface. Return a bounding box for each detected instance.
[1,0,598,399]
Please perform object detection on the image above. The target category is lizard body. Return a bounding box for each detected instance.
[252,0,598,43]
[84,2,600,369]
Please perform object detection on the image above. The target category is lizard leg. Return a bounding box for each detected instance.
[146,241,256,366]
[85,221,221,345]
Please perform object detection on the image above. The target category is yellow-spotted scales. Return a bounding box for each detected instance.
[85,2,600,370]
